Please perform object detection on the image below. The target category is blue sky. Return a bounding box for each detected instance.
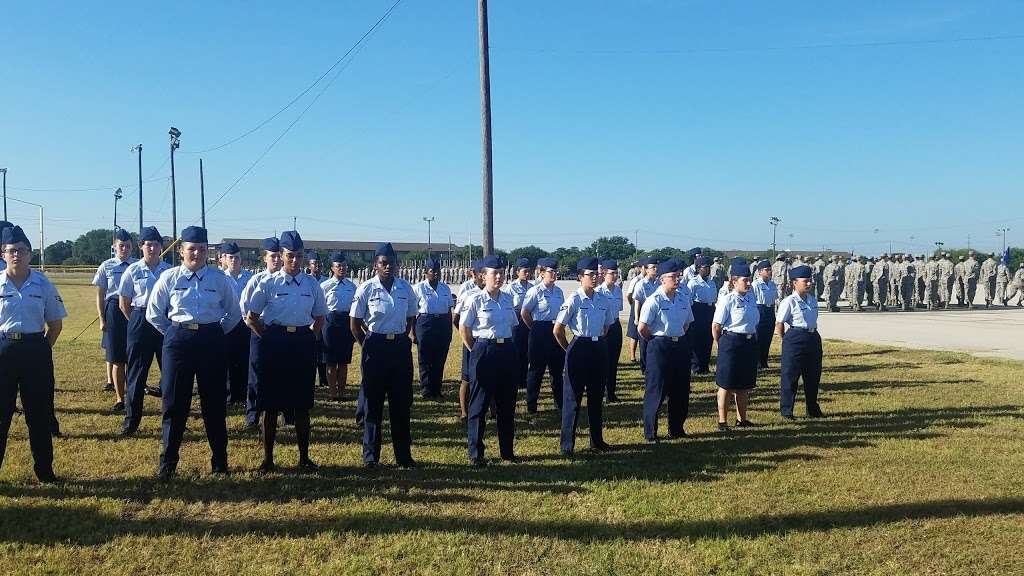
[2,1,1022,254]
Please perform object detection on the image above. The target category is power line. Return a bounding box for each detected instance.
[181,0,405,156]
[201,1,403,218]
[493,33,1024,56]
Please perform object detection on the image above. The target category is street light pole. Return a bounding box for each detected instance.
[1,168,7,221]
[423,216,435,255]
[7,197,44,271]
[769,216,781,258]
[478,0,494,257]
[996,228,1010,253]
[200,158,206,229]
[113,188,123,244]
[131,144,143,235]
[169,126,181,239]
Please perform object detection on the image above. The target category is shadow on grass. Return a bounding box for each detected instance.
[1,495,1022,546]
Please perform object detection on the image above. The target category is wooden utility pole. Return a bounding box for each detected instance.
[478,0,494,256]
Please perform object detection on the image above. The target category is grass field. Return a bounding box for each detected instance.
[1,280,1023,575]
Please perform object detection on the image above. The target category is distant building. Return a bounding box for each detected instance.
[213,238,463,269]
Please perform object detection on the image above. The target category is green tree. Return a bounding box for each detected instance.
[585,236,636,262]
[507,245,548,266]
[44,240,74,265]
[72,229,139,265]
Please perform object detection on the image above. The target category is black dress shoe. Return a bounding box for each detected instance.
[560,449,574,459]
[469,457,488,468]
[717,422,729,431]
[781,414,796,421]
[363,461,378,469]
[256,461,275,475]
[667,431,688,439]
[111,401,126,414]
[500,455,520,464]
[36,470,60,484]
[736,420,755,428]
[157,468,176,482]
[298,458,320,472]
[103,382,115,392]
[590,441,613,452]
[145,386,162,398]
[606,395,620,403]
[211,465,230,476]
[120,425,138,437]
[396,458,417,470]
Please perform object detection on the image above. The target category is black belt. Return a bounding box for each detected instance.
[789,327,818,333]
[574,335,604,342]
[724,330,754,340]
[0,332,44,341]
[171,321,219,330]
[420,313,448,319]
[268,324,309,333]
[368,332,407,341]
[654,335,685,342]
[476,337,510,344]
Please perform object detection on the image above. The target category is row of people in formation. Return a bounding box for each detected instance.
[0,221,823,483]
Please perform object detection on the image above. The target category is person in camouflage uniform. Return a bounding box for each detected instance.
[938,252,954,309]
[871,254,890,311]
[923,255,941,310]
[995,258,1011,306]
[772,254,790,304]
[710,257,727,289]
[844,256,866,311]
[823,255,843,312]
[980,252,998,308]
[913,254,927,308]
[900,255,917,312]
[963,251,979,308]
[953,255,966,306]
[812,254,827,301]
[890,255,904,308]
[1006,262,1024,307]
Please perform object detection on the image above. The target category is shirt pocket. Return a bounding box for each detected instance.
[368,295,393,316]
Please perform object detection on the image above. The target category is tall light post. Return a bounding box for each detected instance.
[423,216,435,255]
[199,158,206,228]
[113,188,123,245]
[996,227,1010,253]
[1,168,7,220]
[131,144,143,235]
[169,126,181,238]
[935,241,944,256]
[769,216,781,258]
[478,0,494,257]
[7,196,44,271]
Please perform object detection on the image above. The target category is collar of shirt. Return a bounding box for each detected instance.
[182,265,209,281]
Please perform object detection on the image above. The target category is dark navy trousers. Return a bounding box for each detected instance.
[689,303,714,373]
[467,339,518,460]
[512,319,530,389]
[604,321,622,399]
[124,307,163,428]
[756,304,776,368]
[779,328,823,417]
[159,323,228,473]
[245,332,261,426]
[561,337,607,453]
[415,314,451,397]
[356,332,413,465]
[225,322,251,403]
[526,320,564,410]
[0,336,55,476]
[643,335,692,439]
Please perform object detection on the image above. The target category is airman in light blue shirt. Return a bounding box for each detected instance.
[777,291,819,330]
[413,277,454,315]
[521,280,564,322]
[321,275,357,313]
[639,285,694,337]
[461,288,518,340]
[0,269,67,333]
[247,270,328,327]
[713,290,759,334]
[350,275,418,335]
[556,287,616,338]
[145,264,243,335]
[687,275,718,305]
[93,239,138,300]
[118,259,173,308]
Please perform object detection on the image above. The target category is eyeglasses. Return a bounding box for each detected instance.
[2,248,29,256]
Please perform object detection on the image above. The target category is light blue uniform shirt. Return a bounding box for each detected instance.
[0,270,67,333]
[350,276,417,335]
[247,271,328,327]
[458,278,476,296]
[117,260,173,308]
[321,276,357,314]
[413,280,454,315]
[240,270,272,317]
[145,265,242,335]
[93,257,138,301]
[460,289,518,339]
[713,290,759,334]
[223,269,253,302]
[307,273,329,284]
[595,282,624,315]
[751,277,779,306]
[777,292,819,330]
[503,279,533,310]
[521,282,565,322]
[555,287,616,338]
[455,284,481,317]
[639,285,694,337]
[687,276,718,305]
[630,276,659,308]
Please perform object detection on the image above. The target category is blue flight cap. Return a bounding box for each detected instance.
[601,259,618,271]
[537,257,558,270]
[638,256,660,266]
[729,258,750,277]
[479,255,506,270]
[789,265,813,280]
[666,257,684,270]
[755,259,771,271]
[279,230,304,251]
[693,256,708,268]
[330,251,347,264]
[577,256,600,272]
[1,225,30,248]
[471,259,484,273]
[219,241,240,255]
[304,249,319,261]
[375,242,396,260]
[0,220,13,230]
[687,247,702,257]
[114,229,132,242]
[139,226,162,243]
[424,257,440,271]
[515,257,531,270]
[261,237,280,252]
[655,260,679,277]
[180,226,208,244]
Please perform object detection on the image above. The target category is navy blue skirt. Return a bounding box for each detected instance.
[257,326,315,410]
[101,298,128,363]
[626,303,640,339]
[715,331,758,390]
[322,311,355,364]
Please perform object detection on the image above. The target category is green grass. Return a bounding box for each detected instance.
[1,281,1022,575]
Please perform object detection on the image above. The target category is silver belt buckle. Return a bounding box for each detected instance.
[386,333,396,341]
[496,338,505,344]
[745,334,753,340]
[591,336,599,342]
[187,323,199,330]
[670,336,679,342]
[286,326,297,333]
[7,332,22,341]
